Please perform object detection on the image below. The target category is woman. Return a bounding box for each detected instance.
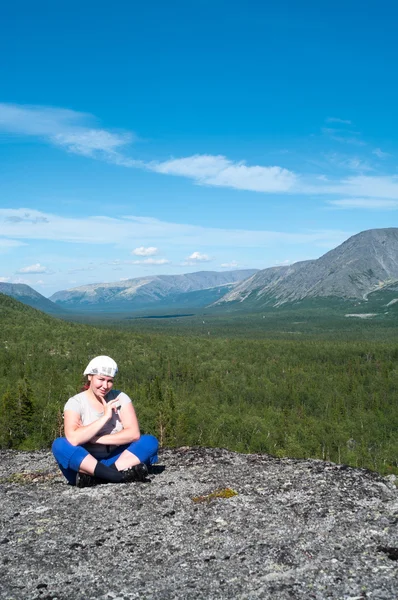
[52,355,159,488]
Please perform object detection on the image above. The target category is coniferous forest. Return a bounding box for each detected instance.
[0,292,397,475]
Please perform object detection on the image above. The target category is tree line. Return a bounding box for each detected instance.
[0,293,397,475]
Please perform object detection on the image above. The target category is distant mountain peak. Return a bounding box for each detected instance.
[0,283,66,314]
[213,228,398,308]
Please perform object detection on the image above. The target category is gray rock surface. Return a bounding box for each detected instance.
[1,447,397,599]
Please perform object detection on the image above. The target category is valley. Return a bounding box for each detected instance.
[1,228,397,476]
[0,292,397,477]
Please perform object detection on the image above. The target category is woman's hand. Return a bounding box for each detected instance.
[101,396,119,420]
[64,395,121,447]
[90,402,141,446]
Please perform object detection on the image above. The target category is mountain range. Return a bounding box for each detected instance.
[213,228,398,309]
[49,269,258,312]
[0,283,66,315]
[2,228,398,315]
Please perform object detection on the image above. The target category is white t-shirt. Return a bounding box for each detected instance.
[64,389,132,458]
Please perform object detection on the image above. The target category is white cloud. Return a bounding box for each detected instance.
[17,263,49,273]
[1,103,396,206]
[321,127,365,146]
[345,158,372,172]
[0,208,351,250]
[0,105,297,194]
[301,175,398,201]
[328,198,398,209]
[0,276,10,282]
[128,258,170,265]
[320,175,398,199]
[326,153,373,173]
[132,246,158,256]
[187,252,211,262]
[53,129,132,158]
[68,264,97,273]
[373,147,390,159]
[0,103,135,164]
[326,117,352,125]
[0,238,26,248]
[152,154,230,178]
[150,154,297,193]
[220,261,239,268]
[182,252,213,266]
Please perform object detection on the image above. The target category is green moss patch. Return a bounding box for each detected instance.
[192,487,238,503]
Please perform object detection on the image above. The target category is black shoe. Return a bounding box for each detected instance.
[75,472,99,488]
[121,463,149,483]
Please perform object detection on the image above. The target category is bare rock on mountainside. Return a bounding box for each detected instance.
[215,228,398,307]
[1,448,397,599]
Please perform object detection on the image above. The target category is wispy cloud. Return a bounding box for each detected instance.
[5,213,49,224]
[0,238,26,248]
[150,154,297,192]
[0,104,298,193]
[328,198,398,209]
[1,103,396,207]
[325,153,373,173]
[311,175,398,199]
[298,173,398,201]
[106,256,170,266]
[0,208,350,250]
[326,117,352,125]
[68,264,97,273]
[16,263,50,274]
[372,147,390,159]
[220,261,239,268]
[132,246,158,256]
[0,103,136,164]
[321,127,365,146]
[128,258,170,265]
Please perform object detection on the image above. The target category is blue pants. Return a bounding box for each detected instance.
[52,435,159,485]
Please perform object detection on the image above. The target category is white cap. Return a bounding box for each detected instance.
[83,356,118,377]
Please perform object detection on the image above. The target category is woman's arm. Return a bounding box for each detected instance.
[64,396,120,446]
[92,402,141,446]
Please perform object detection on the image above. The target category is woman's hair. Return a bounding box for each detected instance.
[80,376,91,392]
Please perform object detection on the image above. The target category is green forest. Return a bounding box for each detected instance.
[0,292,397,476]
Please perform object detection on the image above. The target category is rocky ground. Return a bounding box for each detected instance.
[0,447,397,600]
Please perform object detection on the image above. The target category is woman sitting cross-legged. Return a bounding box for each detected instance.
[52,355,159,488]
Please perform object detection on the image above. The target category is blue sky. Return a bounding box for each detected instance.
[1,0,398,296]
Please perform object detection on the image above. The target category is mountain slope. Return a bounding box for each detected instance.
[50,269,258,312]
[214,228,398,308]
[0,283,66,314]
